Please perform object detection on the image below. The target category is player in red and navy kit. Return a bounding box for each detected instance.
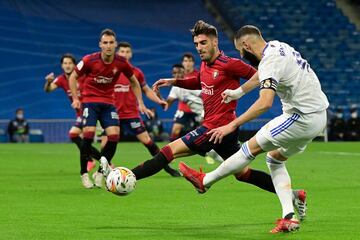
[168,53,200,141]
[101,42,180,178]
[44,54,101,172]
[69,29,152,188]
[100,21,277,195]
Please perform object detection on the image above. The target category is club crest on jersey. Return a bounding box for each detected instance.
[213,71,219,79]
[112,67,118,75]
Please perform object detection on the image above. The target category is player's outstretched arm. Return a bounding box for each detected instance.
[222,72,260,103]
[129,75,153,118]
[69,71,81,109]
[152,78,177,93]
[142,85,168,110]
[44,72,58,92]
[208,88,275,144]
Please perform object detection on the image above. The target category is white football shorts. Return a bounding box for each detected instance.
[255,110,327,157]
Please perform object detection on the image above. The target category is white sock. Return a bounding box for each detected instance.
[203,141,255,187]
[266,153,294,218]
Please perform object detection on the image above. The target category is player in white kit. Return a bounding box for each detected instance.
[179,25,329,233]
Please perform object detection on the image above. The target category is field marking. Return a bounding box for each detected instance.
[317,151,360,156]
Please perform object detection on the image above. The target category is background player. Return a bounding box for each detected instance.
[180,25,328,233]
[44,54,101,172]
[100,42,179,180]
[167,53,201,141]
[166,64,203,138]
[69,29,150,188]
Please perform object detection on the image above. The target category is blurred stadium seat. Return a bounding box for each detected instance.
[208,0,360,114]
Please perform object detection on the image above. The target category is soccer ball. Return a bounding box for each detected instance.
[105,167,136,196]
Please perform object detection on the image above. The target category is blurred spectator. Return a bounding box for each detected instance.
[346,106,360,141]
[329,108,346,141]
[7,108,29,143]
[144,108,168,142]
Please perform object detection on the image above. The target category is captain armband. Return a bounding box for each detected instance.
[260,78,277,91]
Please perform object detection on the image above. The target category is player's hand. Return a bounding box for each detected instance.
[207,123,237,144]
[71,99,81,109]
[139,104,154,119]
[45,72,55,83]
[221,88,245,104]
[152,78,176,93]
[160,101,169,111]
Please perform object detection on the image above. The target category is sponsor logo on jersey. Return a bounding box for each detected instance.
[201,82,214,96]
[213,71,219,79]
[114,84,130,92]
[94,76,113,84]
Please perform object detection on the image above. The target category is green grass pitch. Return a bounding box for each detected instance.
[0,142,360,239]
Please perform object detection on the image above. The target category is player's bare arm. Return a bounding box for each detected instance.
[222,72,260,103]
[69,70,81,109]
[129,75,152,118]
[44,72,58,92]
[208,87,275,144]
[152,78,177,93]
[142,85,168,110]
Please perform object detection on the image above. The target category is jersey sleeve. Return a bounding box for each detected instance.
[53,76,62,87]
[258,54,284,83]
[134,68,147,87]
[168,86,180,99]
[226,58,257,80]
[74,57,89,77]
[121,61,135,79]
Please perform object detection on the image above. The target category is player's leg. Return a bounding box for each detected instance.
[69,126,82,150]
[136,129,181,177]
[101,126,119,163]
[169,123,183,141]
[99,104,120,164]
[131,125,215,180]
[131,137,192,180]
[203,136,264,186]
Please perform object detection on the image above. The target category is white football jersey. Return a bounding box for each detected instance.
[168,86,203,115]
[258,40,329,114]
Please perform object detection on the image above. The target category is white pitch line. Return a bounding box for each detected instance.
[317,151,360,156]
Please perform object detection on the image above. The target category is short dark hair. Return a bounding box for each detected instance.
[16,108,23,114]
[60,53,76,64]
[172,63,184,69]
[190,20,218,38]
[99,28,116,41]
[182,52,195,62]
[118,41,132,50]
[234,25,261,40]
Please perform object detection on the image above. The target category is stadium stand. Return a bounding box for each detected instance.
[207,0,360,117]
[0,0,274,142]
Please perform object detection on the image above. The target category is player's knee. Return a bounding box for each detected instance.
[160,145,174,162]
[107,134,119,142]
[83,131,95,140]
[69,132,80,139]
[268,150,287,161]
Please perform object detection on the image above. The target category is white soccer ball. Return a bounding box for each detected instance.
[105,167,136,196]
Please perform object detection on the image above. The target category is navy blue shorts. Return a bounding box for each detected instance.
[174,110,199,126]
[73,116,83,129]
[120,118,146,136]
[181,126,240,160]
[82,103,119,128]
